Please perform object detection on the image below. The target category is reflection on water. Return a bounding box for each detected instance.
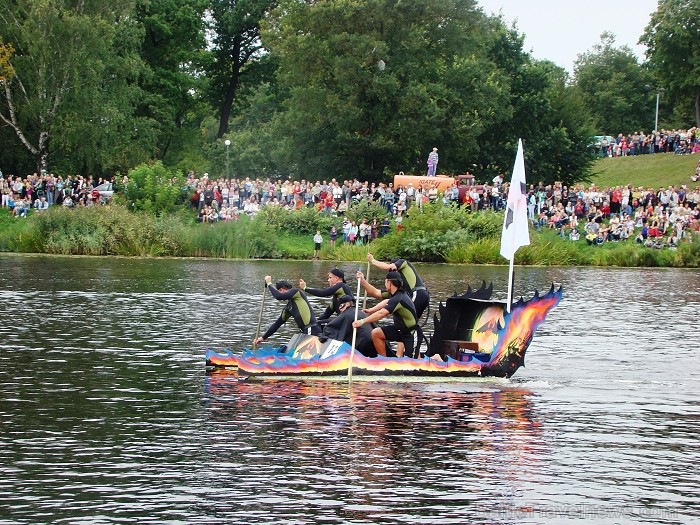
[202,376,544,523]
[0,255,698,524]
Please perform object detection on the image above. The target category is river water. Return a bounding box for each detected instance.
[0,255,698,525]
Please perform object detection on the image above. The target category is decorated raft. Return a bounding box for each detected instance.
[205,283,562,379]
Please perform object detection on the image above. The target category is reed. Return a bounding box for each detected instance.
[326,242,370,262]
[1,206,698,268]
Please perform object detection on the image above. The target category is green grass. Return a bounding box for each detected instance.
[590,153,698,189]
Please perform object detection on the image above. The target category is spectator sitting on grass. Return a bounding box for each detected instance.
[33,196,49,212]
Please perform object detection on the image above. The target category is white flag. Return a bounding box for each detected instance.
[500,139,530,260]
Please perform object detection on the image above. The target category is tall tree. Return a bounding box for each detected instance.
[0,0,147,174]
[641,0,700,127]
[262,0,511,180]
[573,32,655,134]
[207,0,276,138]
[255,0,593,184]
[135,0,209,162]
[477,19,595,186]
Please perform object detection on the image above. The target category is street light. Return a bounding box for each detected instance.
[645,85,665,131]
[224,139,231,178]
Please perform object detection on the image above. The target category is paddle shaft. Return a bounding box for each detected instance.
[254,283,267,347]
[348,267,363,382]
[362,260,370,310]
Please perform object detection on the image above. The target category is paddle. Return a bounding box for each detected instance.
[254,280,267,348]
[348,266,363,383]
[362,259,370,310]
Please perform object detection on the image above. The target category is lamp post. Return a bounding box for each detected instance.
[646,85,665,131]
[224,139,231,178]
[654,89,665,132]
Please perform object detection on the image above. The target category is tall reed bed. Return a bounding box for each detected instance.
[1,205,698,268]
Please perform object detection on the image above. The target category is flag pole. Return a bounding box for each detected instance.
[506,253,515,313]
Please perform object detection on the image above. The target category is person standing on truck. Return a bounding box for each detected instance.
[427,147,439,176]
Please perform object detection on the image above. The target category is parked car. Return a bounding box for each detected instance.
[590,135,615,149]
[91,183,114,202]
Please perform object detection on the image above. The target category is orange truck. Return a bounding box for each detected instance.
[393,173,456,191]
[392,173,481,201]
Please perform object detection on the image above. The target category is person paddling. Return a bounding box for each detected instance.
[353,271,418,358]
[253,276,320,346]
[365,253,430,320]
[322,295,376,357]
[299,268,353,321]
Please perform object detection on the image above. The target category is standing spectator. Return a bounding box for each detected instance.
[380,216,390,237]
[359,219,371,245]
[427,147,439,176]
[370,219,379,241]
[313,230,323,259]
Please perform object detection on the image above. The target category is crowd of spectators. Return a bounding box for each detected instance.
[3,159,699,251]
[532,182,699,249]
[0,171,114,217]
[185,171,700,249]
[593,128,699,158]
[188,172,496,224]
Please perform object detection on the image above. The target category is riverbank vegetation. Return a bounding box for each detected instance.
[2,200,698,268]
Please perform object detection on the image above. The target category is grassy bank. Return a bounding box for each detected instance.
[590,153,698,189]
[2,203,698,268]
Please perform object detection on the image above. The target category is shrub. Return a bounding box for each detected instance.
[346,200,388,224]
[124,161,188,216]
[256,205,334,235]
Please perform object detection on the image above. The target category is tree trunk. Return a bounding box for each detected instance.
[37,130,49,174]
[217,69,240,139]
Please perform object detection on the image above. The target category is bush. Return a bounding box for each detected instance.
[184,215,278,258]
[124,161,188,216]
[346,200,388,224]
[257,204,335,235]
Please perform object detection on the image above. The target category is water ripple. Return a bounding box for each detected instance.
[0,258,698,524]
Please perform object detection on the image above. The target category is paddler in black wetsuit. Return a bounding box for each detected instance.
[365,253,430,319]
[298,267,353,321]
[322,295,376,357]
[253,276,320,346]
[353,271,419,358]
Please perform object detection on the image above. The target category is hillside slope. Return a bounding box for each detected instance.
[589,153,698,189]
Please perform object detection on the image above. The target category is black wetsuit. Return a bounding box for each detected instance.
[304,282,353,320]
[392,259,430,319]
[381,290,419,358]
[262,285,320,339]
[322,307,376,357]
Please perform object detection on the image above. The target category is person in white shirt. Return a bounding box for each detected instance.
[313,230,323,259]
[34,196,49,211]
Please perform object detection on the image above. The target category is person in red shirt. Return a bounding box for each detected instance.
[610,187,622,215]
[324,193,335,215]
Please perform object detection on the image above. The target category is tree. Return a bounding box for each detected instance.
[135,0,209,162]
[262,0,512,181]
[641,0,700,127]
[573,32,655,134]
[0,0,148,174]
[477,20,595,186]
[255,0,593,185]
[207,0,277,139]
